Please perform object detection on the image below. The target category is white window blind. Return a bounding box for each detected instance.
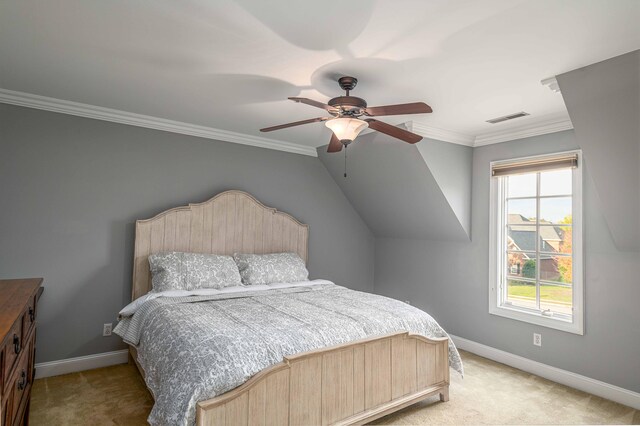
[491,153,578,177]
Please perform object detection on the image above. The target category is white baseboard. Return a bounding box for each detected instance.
[34,349,129,379]
[450,334,640,410]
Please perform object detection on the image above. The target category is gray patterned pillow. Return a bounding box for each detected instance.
[148,252,242,292]
[233,252,309,285]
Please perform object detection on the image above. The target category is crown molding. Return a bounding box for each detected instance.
[541,76,561,93]
[474,115,573,146]
[410,122,475,146]
[411,115,573,148]
[1,87,573,153]
[0,88,318,157]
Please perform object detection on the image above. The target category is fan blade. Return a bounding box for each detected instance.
[288,97,335,112]
[365,102,432,116]
[260,117,328,132]
[365,119,423,144]
[327,134,343,153]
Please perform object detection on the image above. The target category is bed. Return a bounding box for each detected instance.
[116,190,462,426]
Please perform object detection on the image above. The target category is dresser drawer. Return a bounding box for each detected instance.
[22,293,37,342]
[8,338,31,426]
[0,279,42,426]
[2,320,22,391]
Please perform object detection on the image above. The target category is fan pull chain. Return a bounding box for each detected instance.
[343,144,348,178]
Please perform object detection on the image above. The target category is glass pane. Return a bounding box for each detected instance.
[539,225,572,254]
[540,169,572,196]
[540,254,572,283]
[507,226,537,251]
[506,279,537,309]
[507,199,536,223]
[540,283,572,316]
[540,197,572,224]
[507,251,536,278]
[507,173,536,198]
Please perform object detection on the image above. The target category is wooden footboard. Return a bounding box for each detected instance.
[196,332,450,426]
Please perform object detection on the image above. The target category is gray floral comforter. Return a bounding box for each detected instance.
[114,283,463,426]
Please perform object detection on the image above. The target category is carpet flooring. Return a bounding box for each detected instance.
[30,350,640,425]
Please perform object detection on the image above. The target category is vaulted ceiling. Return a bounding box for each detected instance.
[1,0,639,149]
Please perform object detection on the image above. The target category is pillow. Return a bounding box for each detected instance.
[233,252,309,285]
[148,252,242,292]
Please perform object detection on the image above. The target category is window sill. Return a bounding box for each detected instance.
[489,304,584,335]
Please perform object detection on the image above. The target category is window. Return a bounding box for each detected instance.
[489,151,583,334]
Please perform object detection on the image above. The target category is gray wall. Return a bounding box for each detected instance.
[416,138,473,238]
[317,131,471,241]
[557,49,640,252]
[374,130,640,393]
[0,104,374,363]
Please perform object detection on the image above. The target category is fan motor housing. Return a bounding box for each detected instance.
[328,96,367,116]
[338,76,358,92]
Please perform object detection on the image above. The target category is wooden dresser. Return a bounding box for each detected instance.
[0,279,43,426]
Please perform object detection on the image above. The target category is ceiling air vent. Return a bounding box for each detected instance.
[486,111,530,124]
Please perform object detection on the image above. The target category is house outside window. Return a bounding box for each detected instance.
[489,151,583,334]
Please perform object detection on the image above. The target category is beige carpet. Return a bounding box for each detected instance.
[30,350,639,425]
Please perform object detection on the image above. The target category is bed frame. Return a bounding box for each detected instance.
[130,190,450,425]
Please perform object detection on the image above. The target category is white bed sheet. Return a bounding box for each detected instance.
[119,279,333,317]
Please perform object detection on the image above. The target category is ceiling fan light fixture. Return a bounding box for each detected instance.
[325,117,368,144]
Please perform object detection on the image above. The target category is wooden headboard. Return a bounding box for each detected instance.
[131,190,309,301]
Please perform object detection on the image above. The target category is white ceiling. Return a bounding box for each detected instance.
[1,0,639,148]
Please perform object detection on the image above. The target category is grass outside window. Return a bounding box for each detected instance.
[507,282,572,305]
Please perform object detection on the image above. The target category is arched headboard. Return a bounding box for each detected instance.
[131,190,309,301]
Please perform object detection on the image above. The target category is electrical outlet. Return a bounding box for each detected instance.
[533,333,542,347]
[103,323,112,337]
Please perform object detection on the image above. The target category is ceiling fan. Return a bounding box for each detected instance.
[260,76,432,153]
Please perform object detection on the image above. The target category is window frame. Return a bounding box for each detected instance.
[489,150,584,335]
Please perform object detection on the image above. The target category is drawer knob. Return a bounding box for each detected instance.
[13,334,20,354]
[29,307,35,322]
[17,370,27,390]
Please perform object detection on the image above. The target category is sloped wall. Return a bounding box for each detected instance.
[317,130,472,241]
[416,139,472,238]
[557,50,640,251]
